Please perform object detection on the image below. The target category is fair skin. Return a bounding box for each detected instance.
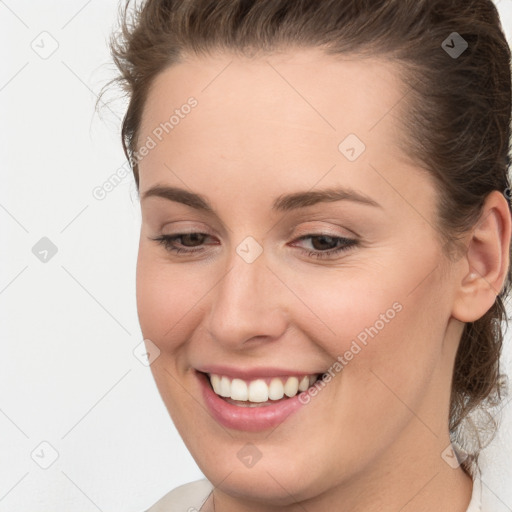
[135,49,511,512]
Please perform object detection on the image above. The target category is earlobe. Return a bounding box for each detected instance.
[451,190,511,323]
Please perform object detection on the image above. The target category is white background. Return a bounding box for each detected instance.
[1,1,511,510]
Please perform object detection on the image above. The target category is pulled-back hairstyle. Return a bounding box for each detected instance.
[102,0,512,476]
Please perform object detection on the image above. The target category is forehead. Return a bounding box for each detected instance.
[137,48,433,216]
[139,48,407,147]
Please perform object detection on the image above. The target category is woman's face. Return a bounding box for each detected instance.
[135,49,464,507]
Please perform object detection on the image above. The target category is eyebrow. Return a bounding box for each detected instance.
[141,184,382,212]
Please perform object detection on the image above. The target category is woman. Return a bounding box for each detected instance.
[103,0,512,510]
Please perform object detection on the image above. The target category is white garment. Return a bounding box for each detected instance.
[144,474,483,512]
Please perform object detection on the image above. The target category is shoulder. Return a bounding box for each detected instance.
[144,478,214,512]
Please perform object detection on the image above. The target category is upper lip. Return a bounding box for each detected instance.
[196,365,324,380]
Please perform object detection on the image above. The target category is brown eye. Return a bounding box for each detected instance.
[292,234,358,260]
[151,233,215,255]
[178,233,208,247]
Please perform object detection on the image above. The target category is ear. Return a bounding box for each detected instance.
[451,190,512,323]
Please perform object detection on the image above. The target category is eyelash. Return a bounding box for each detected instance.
[151,232,358,260]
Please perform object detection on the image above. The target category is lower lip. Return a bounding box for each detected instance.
[197,371,307,432]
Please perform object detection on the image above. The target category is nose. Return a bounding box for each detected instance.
[205,244,289,350]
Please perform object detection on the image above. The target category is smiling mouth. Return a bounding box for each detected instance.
[203,372,324,407]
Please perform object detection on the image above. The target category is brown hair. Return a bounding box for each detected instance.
[101,0,512,475]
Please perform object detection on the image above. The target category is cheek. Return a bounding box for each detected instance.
[294,251,446,421]
[297,243,445,364]
[135,250,207,347]
[286,262,408,360]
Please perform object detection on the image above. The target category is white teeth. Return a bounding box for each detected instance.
[219,376,231,397]
[284,376,299,397]
[210,374,221,394]
[231,378,248,401]
[248,380,269,402]
[268,378,284,400]
[298,375,310,392]
[208,373,320,403]
[211,374,232,397]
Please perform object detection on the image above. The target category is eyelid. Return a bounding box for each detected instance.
[291,223,356,240]
[159,222,216,237]
[158,223,356,243]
